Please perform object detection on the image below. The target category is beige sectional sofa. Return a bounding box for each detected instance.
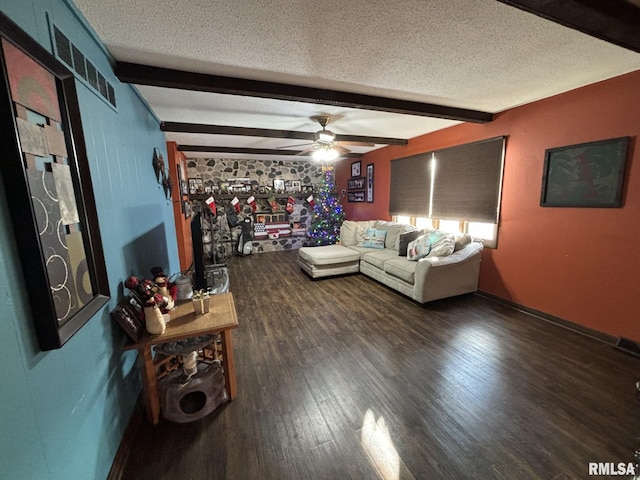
[298,220,484,303]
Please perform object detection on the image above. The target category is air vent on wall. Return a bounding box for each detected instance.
[52,26,116,108]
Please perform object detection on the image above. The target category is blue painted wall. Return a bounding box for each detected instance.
[0,1,180,478]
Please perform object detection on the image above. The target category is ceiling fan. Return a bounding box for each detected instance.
[281,115,375,160]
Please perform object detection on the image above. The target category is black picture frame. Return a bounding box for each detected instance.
[0,13,109,350]
[348,191,365,202]
[347,177,365,190]
[540,137,629,207]
[366,163,374,203]
[351,160,361,177]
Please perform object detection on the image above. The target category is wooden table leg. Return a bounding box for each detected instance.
[138,346,161,425]
[220,329,237,400]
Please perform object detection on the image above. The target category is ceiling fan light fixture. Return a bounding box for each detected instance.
[316,129,336,144]
[312,145,339,161]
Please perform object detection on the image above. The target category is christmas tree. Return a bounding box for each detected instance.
[306,167,345,246]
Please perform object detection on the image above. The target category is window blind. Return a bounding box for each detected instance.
[389,152,432,216]
[430,137,505,223]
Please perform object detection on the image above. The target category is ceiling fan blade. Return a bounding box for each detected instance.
[295,146,316,156]
[278,142,312,149]
[333,144,351,154]
[338,141,375,147]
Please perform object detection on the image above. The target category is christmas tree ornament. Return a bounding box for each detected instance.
[286,195,295,214]
[205,196,217,215]
[231,196,241,213]
[247,195,257,212]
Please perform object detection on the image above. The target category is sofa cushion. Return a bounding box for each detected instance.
[397,229,424,256]
[361,248,400,270]
[383,258,418,285]
[339,220,376,246]
[339,220,359,246]
[407,230,455,260]
[359,228,386,249]
[375,220,406,250]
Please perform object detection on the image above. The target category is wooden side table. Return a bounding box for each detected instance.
[124,292,239,424]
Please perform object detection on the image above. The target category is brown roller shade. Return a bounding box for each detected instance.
[430,137,505,223]
[389,152,432,216]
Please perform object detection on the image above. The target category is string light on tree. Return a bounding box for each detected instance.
[306,167,345,246]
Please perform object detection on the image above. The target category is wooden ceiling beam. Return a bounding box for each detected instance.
[497,0,640,54]
[115,62,493,123]
[177,144,362,158]
[161,121,408,145]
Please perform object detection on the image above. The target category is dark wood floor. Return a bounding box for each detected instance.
[120,250,639,480]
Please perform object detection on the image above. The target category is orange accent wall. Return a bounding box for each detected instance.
[337,70,640,341]
[167,142,193,272]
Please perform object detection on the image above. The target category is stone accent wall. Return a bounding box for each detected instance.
[186,158,325,189]
[186,158,321,253]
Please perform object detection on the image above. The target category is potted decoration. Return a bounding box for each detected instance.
[192,289,210,315]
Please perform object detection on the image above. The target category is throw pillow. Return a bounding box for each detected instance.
[454,233,472,251]
[427,232,455,257]
[407,233,431,260]
[354,226,367,246]
[407,230,455,260]
[398,230,423,256]
[359,228,387,249]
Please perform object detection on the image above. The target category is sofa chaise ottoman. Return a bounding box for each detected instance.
[298,244,361,278]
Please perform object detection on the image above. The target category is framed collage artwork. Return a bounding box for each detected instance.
[0,13,109,350]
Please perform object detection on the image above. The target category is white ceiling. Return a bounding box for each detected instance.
[73,0,640,160]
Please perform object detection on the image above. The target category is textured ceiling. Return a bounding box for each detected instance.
[73,0,640,160]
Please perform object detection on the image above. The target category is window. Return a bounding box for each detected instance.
[415,217,433,230]
[389,137,505,248]
[468,222,498,248]
[392,216,498,248]
[437,220,460,235]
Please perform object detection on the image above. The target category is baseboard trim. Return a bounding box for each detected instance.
[474,291,618,345]
[107,395,144,480]
[615,337,640,358]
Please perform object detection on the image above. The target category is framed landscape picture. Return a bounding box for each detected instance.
[540,137,629,207]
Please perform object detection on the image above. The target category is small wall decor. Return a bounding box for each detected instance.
[366,163,374,203]
[0,13,109,350]
[347,177,365,190]
[348,191,365,202]
[153,148,165,183]
[273,179,285,192]
[351,160,361,177]
[540,137,629,207]
[153,148,172,199]
[189,177,204,195]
